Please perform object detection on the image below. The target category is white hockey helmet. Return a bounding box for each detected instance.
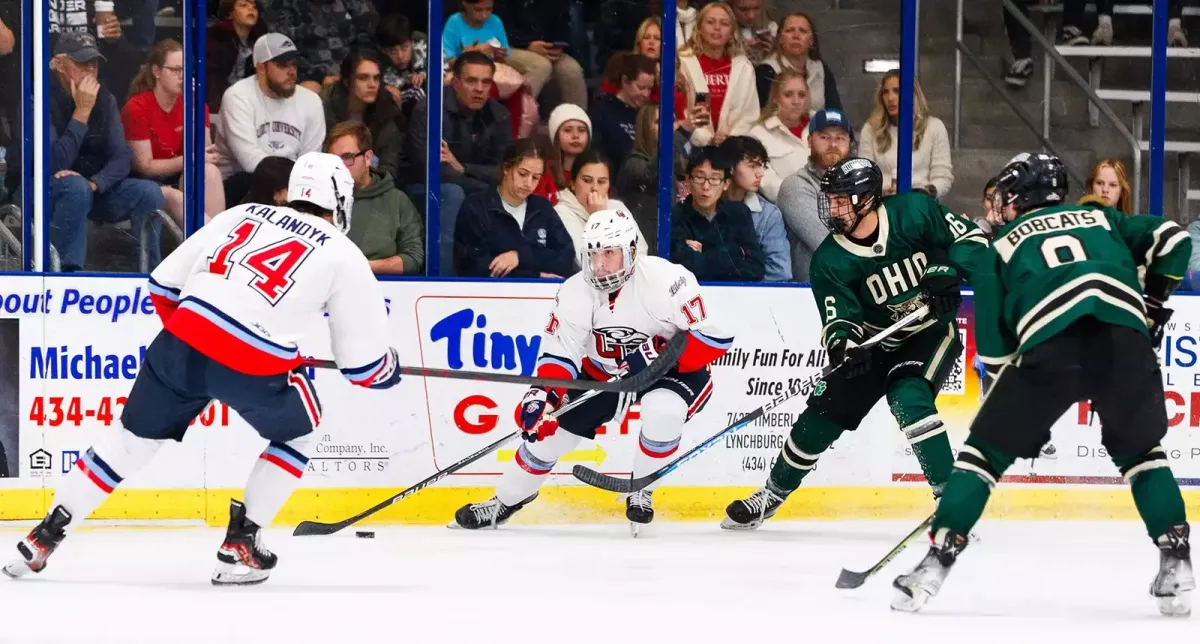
[287,151,355,234]
[581,208,639,292]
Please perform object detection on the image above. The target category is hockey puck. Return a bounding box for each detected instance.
[355,531,375,539]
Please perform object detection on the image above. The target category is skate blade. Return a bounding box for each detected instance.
[630,522,639,538]
[2,560,33,579]
[211,561,270,587]
[890,585,931,612]
[719,516,763,531]
[1156,591,1193,617]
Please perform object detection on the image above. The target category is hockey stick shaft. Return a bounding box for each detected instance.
[571,306,931,494]
[834,514,934,589]
[304,332,687,393]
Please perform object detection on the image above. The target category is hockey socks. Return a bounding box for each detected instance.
[630,390,685,493]
[52,429,164,531]
[1114,447,1187,542]
[905,419,954,491]
[244,439,312,528]
[932,434,1015,537]
[768,411,845,495]
[496,431,581,506]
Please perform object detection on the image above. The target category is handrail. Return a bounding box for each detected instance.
[139,209,181,274]
[955,42,1087,191]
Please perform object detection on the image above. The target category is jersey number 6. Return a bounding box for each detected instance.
[207,219,315,305]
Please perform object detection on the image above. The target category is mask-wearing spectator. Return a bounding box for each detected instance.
[590,53,656,176]
[443,0,511,66]
[123,39,225,228]
[730,0,776,64]
[376,13,428,119]
[0,1,21,205]
[239,156,294,206]
[859,70,953,199]
[534,103,592,204]
[326,121,425,276]
[756,12,841,113]
[49,0,143,100]
[405,51,512,276]
[671,145,764,282]
[677,2,761,148]
[322,50,406,183]
[677,0,698,50]
[555,148,647,261]
[454,138,575,279]
[207,0,267,114]
[750,69,814,202]
[718,136,790,282]
[775,108,851,281]
[260,0,378,95]
[1086,158,1132,215]
[494,0,589,109]
[216,33,326,205]
[49,32,164,272]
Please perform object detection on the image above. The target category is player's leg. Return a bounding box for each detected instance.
[5,332,208,578]
[722,366,886,529]
[1090,326,1193,616]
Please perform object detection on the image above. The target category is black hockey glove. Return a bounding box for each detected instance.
[1143,273,1182,348]
[919,265,962,320]
[828,337,871,378]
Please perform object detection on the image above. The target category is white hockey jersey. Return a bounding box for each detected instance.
[534,256,734,383]
[147,203,394,385]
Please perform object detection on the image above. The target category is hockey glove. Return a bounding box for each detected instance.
[828,337,871,378]
[366,348,402,390]
[519,387,565,443]
[1143,274,1182,348]
[919,265,962,320]
[618,338,662,377]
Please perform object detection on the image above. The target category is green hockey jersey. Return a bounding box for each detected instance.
[974,203,1191,364]
[810,192,991,351]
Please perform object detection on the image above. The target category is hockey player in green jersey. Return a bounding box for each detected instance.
[892,153,1195,616]
[722,157,992,530]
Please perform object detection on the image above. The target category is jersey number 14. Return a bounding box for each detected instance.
[207,219,315,305]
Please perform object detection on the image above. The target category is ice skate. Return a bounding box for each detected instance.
[211,500,276,586]
[1151,523,1194,617]
[450,493,537,530]
[891,529,970,612]
[721,486,785,530]
[3,506,73,579]
[1040,443,1057,460]
[625,490,654,537]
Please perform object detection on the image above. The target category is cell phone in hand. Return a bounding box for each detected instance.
[694,92,709,107]
[551,41,570,50]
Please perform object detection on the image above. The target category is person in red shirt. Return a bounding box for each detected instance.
[121,39,224,227]
[675,2,759,148]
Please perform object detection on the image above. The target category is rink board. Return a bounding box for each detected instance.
[2,275,1200,525]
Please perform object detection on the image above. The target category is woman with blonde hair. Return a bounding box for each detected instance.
[858,69,953,198]
[1085,158,1132,214]
[755,12,842,112]
[615,103,689,251]
[748,69,814,202]
[675,1,760,148]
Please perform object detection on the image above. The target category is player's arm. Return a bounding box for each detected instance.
[916,193,992,281]
[969,248,1018,368]
[533,280,593,397]
[664,269,734,372]
[147,215,238,325]
[809,248,865,351]
[326,255,401,390]
[1111,210,1192,341]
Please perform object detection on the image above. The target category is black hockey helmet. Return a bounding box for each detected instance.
[818,157,883,235]
[990,152,1068,214]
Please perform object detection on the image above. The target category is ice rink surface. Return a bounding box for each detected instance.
[0,519,1192,643]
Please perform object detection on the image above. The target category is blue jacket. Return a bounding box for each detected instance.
[588,93,638,175]
[453,189,576,278]
[49,80,131,194]
[745,193,792,282]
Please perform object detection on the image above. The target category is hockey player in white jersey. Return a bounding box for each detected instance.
[452,209,734,530]
[4,152,402,586]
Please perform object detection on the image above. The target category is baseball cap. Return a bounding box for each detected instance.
[253,33,299,65]
[810,109,853,138]
[54,32,107,63]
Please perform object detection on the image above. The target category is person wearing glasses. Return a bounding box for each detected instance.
[123,38,225,227]
[670,145,764,282]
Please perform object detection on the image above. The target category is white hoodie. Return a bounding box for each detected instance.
[677,5,697,48]
[554,189,647,262]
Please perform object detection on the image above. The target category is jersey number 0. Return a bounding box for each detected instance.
[207,219,315,305]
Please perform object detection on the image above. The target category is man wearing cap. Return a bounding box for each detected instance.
[216,32,326,205]
[775,108,852,282]
[49,32,164,272]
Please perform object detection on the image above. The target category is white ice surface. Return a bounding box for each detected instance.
[0,520,1192,643]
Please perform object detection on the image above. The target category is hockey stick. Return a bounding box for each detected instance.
[834,513,934,589]
[304,331,686,393]
[570,305,931,494]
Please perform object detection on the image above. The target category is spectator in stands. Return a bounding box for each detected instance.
[718,136,790,282]
[454,138,575,278]
[859,70,953,199]
[49,0,143,101]
[239,156,294,206]
[555,148,646,260]
[596,0,662,72]
[1085,158,1132,214]
[677,2,760,148]
[677,0,698,49]
[377,13,428,118]
[206,0,266,114]
[326,122,424,275]
[632,17,664,100]
[591,53,657,176]
[322,50,405,182]
[535,103,592,204]
[755,12,841,112]
[1091,1,1189,46]
[261,0,378,95]
[443,0,511,67]
[749,69,813,202]
[494,0,589,109]
[615,104,688,253]
[671,145,764,282]
[123,39,225,228]
[49,32,164,271]
[406,51,512,275]
[216,33,326,205]
[976,177,999,238]
[730,0,776,63]
[0,1,20,205]
[775,109,852,281]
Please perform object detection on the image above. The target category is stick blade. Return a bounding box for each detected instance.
[571,465,637,493]
[834,568,870,589]
[292,520,345,537]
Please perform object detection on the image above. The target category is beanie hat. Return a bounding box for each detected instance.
[548,103,592,142]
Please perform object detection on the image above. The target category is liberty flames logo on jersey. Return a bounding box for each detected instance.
[593,326,649,360]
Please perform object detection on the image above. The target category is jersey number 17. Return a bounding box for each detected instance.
[207,219,314,305]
